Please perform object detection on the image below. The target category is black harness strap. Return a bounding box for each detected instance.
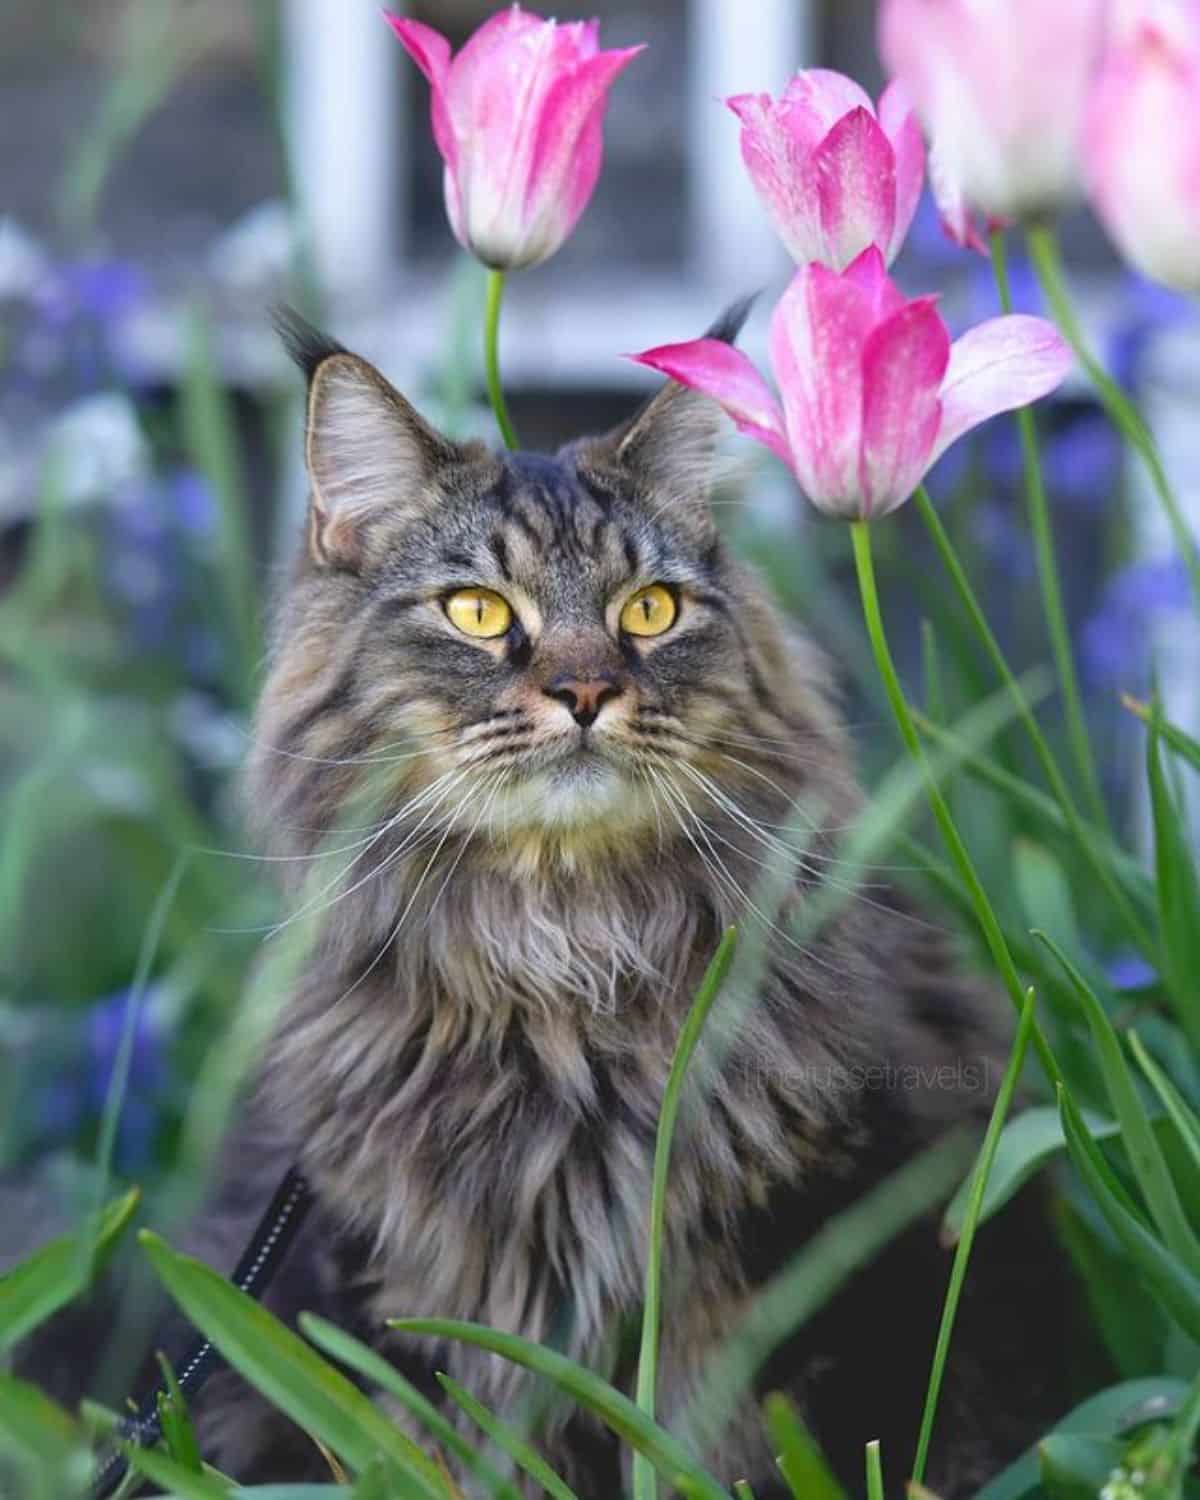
[89,1165,313,1499]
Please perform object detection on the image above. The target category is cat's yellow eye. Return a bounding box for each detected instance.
[620,584,677,638]
[445,587,513,639]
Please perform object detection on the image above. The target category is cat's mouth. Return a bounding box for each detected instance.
[477,735,656,834]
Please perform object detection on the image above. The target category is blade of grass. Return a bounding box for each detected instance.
[299,1314,522,1500]
[1035,931,1200,1275]
[179,304,261,705]
[120,1443,231,1498]
[139,1233,445,1495]
[683,1131,974,1451]
[1122,695,1200,776]
[763,1392,846,1500]
[912,987,1038,1485]
[386,1317,730,1500]
[437,1373,581,1500]
[0,1187,140,1351]
[1146,700,1200,1052]
[850,520,1060,1087]
[1128,1031,1200,1186]
[1025,222,1200,608]
[865,1440,883,1500]
[634,928,737,1500]
[912,485,1149,954]
[990,230,1108,831]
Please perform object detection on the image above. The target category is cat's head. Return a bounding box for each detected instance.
[248,307,848,876]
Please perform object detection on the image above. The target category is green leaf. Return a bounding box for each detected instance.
[943,1106,1116,1241]
[139,1232,444,1496]
[1057,1200,1167,1377]
[386,1317,730,1500]
[1036,931,1200,1276]
[0,1372,91,1477]
[437,1373,581,1500]
[1058,1089,1200,1343]
[1147,703,1200,1053]
[299,1313,520,1500]
[976,1378,1189,1500]
[0,1186,140,1351]
[1038,1434,1125,1500]
[635,928,737,1500]
[762,1392,845,1500]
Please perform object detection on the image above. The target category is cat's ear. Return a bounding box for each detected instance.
[577,297,756,527]
[275,307,471,569]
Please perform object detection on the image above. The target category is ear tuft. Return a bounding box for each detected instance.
[272,304,349,387]
[703,293,759,347]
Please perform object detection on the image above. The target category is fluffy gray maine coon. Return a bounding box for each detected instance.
[27,307,1079,1497]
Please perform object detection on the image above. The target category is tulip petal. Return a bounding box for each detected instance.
[779,68,878,148]
[931,315,1072,466]
[726,92,822,266]
[877,80,925,261]
[813,107,898,271]
[928,136,993,256]
[521,46,645,261]
[385,15,456,167]
[769,263,879,513]
[841,245,906,323]
[858,298,949,518]
[625,339,789,465]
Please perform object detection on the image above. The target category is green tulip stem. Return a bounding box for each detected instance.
[849,520,1060,1086]
[990,227,1108,832]
[1025,220,1200,609]
[484,268,519,451]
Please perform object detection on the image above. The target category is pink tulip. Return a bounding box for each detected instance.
[628,249,1071,521]
[726,70,924,269]
[385,5,643,271]
[1085,1,1200,294]
[878,0,1107,246]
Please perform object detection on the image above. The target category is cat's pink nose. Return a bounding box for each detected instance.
[543,674,625,729]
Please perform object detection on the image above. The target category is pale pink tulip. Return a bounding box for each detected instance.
[385,6,643,271]
[878,0,1107,247]
[726,70,924,269]
[629,249,1071,521]
[1085,0,1200,294]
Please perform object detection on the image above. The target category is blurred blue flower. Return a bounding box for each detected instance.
[32,257,146,333]
[170,469,216,537]
[1106,270,1196,392]
[1043,412,1121,510]
[967,247,1041,325]
[971,498,1035,580]
[36,987,168,1170]
[1106,952,1158,991]
[1081,555,1192,686]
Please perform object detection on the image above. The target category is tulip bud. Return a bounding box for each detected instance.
[1085,0,1200,295]
[878,0,1107,245]
[726,70,924,270]
[386,6,643,271]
